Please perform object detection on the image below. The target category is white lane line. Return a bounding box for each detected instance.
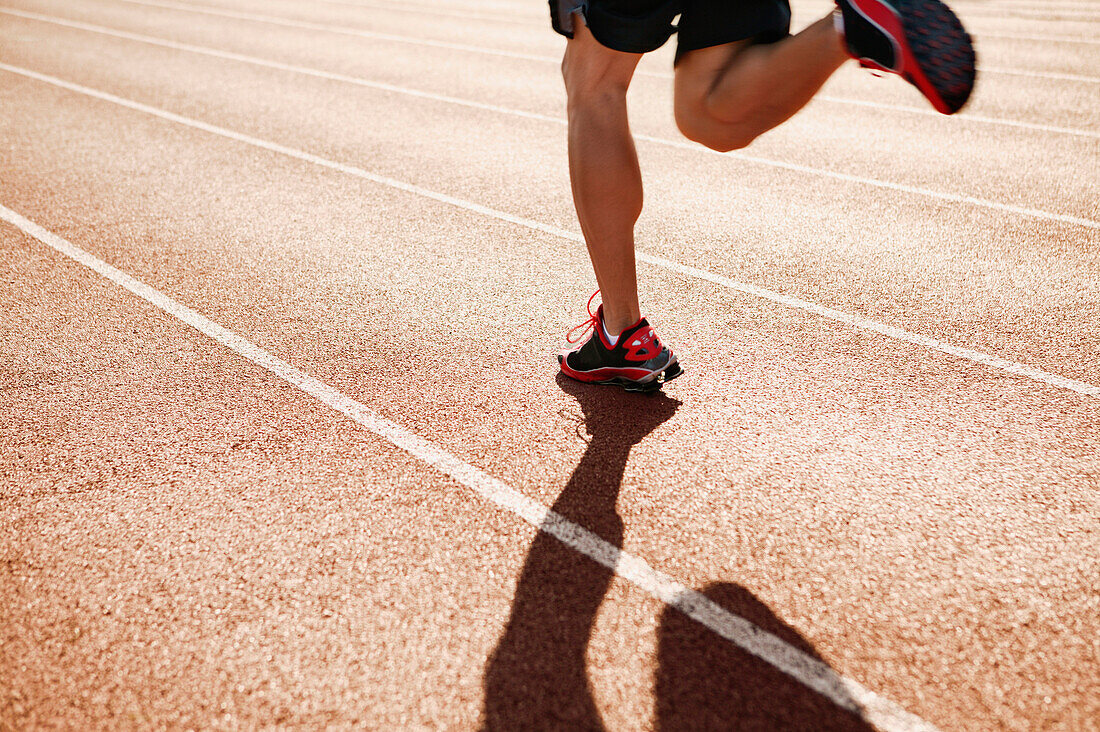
[957,0,1100,7]
[0,10,565,125]
[110,0,557,63]
[639,127,1100,231]
[9,8,1097,141]
[109,0,1100,84]
[339,0,1100,22]
[284,0,1100,31]
[310,0,536,25]
[967,11,1100,20]
[791,0,1100,22]
[811,95,1098,139]
[640,252,1100,397]
[337,0,1100,23]
[970,0,1100,10]
[4,63,1098,399]
[0,204,939,732]
[979,31,1100,44]
[954,67,1100,85]
[6,22,1098,225]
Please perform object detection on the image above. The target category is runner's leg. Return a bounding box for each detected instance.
[562,19,645,336]
[675,15,847,151]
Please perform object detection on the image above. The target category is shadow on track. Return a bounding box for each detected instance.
[655,582,874,731]
[481,376,874,730]
[481,374,680,729]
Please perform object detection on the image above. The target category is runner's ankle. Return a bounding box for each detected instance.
[600,308,641,337]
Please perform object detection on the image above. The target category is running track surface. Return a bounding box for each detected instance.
[1,0,1097,728]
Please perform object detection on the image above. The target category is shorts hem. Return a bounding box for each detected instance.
[549,0,792,58]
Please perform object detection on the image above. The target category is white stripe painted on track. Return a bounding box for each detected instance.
[8,9,1096,141]
[811,95,1099,139]
[961,0,1100,7]
[967,11,1100,20]
[638,252,1100,398]
[3,62,1098,398]
[336,0,1100,34]
[344,0,1100,23]
[0,10,566,125]
[108,0,1100,84]
[969,0,1100,10]
[0,204,940,732]
[311,0,535,25]
[6,20,1099,221]
[948,66,1098,84]
[279,0,1100,24]
[111,0,557,63]
[978,31,1100,44]
[634,128,1100,231]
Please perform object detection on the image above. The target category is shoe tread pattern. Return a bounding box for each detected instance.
[901,0,976,113]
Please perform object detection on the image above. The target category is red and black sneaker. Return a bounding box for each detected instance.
[557,293,682,393]
[836,0,976,114]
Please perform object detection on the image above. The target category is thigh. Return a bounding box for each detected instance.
[672,0,792,120]
[672,41,752,134]
[675,0,792,63]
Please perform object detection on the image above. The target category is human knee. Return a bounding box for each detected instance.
[563,58,631,112]
[695,128,757,153]
[562,35,636,110]
[674,104,756,152]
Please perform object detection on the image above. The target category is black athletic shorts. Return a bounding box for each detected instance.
[549,0,791,61]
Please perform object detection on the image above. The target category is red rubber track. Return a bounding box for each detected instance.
[1,0,1097,729]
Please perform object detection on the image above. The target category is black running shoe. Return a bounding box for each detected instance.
[836,0,976,114]
[557,293,682,393]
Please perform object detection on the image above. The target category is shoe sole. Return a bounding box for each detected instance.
[850,0,976,114]
[558,355,683,393]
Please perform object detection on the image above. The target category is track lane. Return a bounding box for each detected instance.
[2,57,1099,397]
[11,5,1093,143]
[110,0,1100,48]
[8,0,1098,146]
[19,0,1098,86]
[2,13,1096,386]
[2,46,1098,729]
[7,0,1094,208]
[3,207,946,732]
[0,227,560,730]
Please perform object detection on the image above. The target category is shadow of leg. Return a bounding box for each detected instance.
[656,583,875,731]
[481,377,680,730]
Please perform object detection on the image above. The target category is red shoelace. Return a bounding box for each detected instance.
[565,290,602,345]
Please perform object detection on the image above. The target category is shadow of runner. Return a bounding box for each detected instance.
[656,583,875,731]
[481,374,681,730]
